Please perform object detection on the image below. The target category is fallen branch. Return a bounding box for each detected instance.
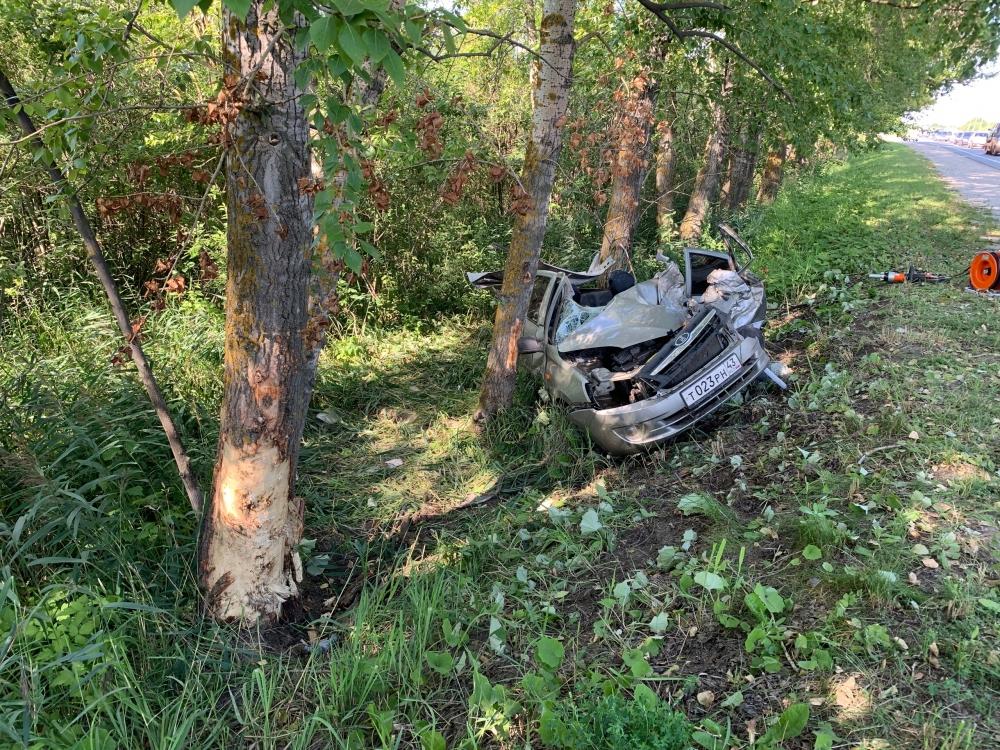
[0,67,204,514]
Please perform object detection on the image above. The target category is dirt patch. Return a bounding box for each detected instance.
[830,672,871,721]
[930,460,992,484]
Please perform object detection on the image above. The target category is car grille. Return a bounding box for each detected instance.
[644,313,730,390]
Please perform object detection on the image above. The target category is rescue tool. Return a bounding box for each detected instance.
[868,265,949,284]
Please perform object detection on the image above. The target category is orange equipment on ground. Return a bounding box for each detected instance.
[970,251,1000,291]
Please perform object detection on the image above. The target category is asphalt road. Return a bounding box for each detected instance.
[907,140,1000,220]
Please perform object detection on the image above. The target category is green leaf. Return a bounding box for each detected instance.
[693,571,726,592]
[649,612,670,634]
[222,0,251,19]
[381,48,406,87]
[404,18,423,44]
[441,24,457,55]
[612,580,631,601]
[720,690,744,708]
[310,16,338,53]
[363,28,391,62]
[656,545,679,570]
[419,729,446,750]
[761,703,810,743]
[536,637,564,671]
[338,22,367,65]
[170,0,202,17]
[813,724,838,749]
[754,584,785,614]
[344,246,363,274]
[633,683,659,709]
[538,708,567,746]
[803,544,822,560]
[677,492,716,516]
[622,647,651,678]
[425,651,454,675]
[579,508,603,535]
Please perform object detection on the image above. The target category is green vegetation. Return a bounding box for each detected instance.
[3,144,997,747]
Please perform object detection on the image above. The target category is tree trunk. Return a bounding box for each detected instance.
[720,124,761,213]
[756,144,788,204]
[476,0,576,422]
[679,62,733,242]
[199,3,314,623]
[598,76,658,276]
[524,0,539,94]
[655,116,676,243]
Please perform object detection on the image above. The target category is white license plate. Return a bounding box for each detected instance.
[680,354,742,407]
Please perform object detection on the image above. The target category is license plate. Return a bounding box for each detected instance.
[680,354,742,407]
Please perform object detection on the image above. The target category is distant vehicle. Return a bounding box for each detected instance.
[986,124,1000,156]
[969,132,989,148]
[954,131,973,146]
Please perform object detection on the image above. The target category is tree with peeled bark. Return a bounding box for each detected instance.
[198,0,416,623]
[475,0,577,422]
[678,59,732,242]
[597,71,658,277]
[198,4,315,622]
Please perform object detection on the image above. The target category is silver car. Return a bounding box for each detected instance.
[470,225,782,455]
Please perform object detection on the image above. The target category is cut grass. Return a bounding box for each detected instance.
[1,143,998,748]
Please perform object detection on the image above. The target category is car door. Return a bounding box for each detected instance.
[522,271,555,374]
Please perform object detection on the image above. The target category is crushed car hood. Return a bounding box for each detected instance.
[556,279,687,353]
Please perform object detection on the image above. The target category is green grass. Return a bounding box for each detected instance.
[2,143,998,748]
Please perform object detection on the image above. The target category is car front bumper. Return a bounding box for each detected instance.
[568,337,770,455]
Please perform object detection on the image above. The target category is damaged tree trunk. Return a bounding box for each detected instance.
[598,74,658,275]
[476,0,576,422]
[756,144,788,204]
[199,3,313,623]
[655,114,676,243]
[678,61,733,242]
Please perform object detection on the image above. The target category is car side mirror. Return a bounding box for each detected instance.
[517,337,545,355]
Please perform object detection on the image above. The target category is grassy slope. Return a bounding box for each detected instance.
[1,144,998,749]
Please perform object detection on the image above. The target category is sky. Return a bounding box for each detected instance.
[911,61,1000,129]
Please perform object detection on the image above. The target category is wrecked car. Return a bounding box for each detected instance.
[469,224,784,455]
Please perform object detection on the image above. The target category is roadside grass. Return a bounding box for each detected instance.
[1,142,997,748]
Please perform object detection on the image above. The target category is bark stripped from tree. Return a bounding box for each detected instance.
[679,61,733,242]
[720,123,761,213]
[756,144,788,204]
[476,0,576,422]
[655,114,676,242]
[0,67,204,515]
[597,72,658,276]
[199,3,314,623]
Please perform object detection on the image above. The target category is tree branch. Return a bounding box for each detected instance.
[634,0,791,100]
[0,104,202,147]
[0,67,204,515]
[647,1,731,10]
